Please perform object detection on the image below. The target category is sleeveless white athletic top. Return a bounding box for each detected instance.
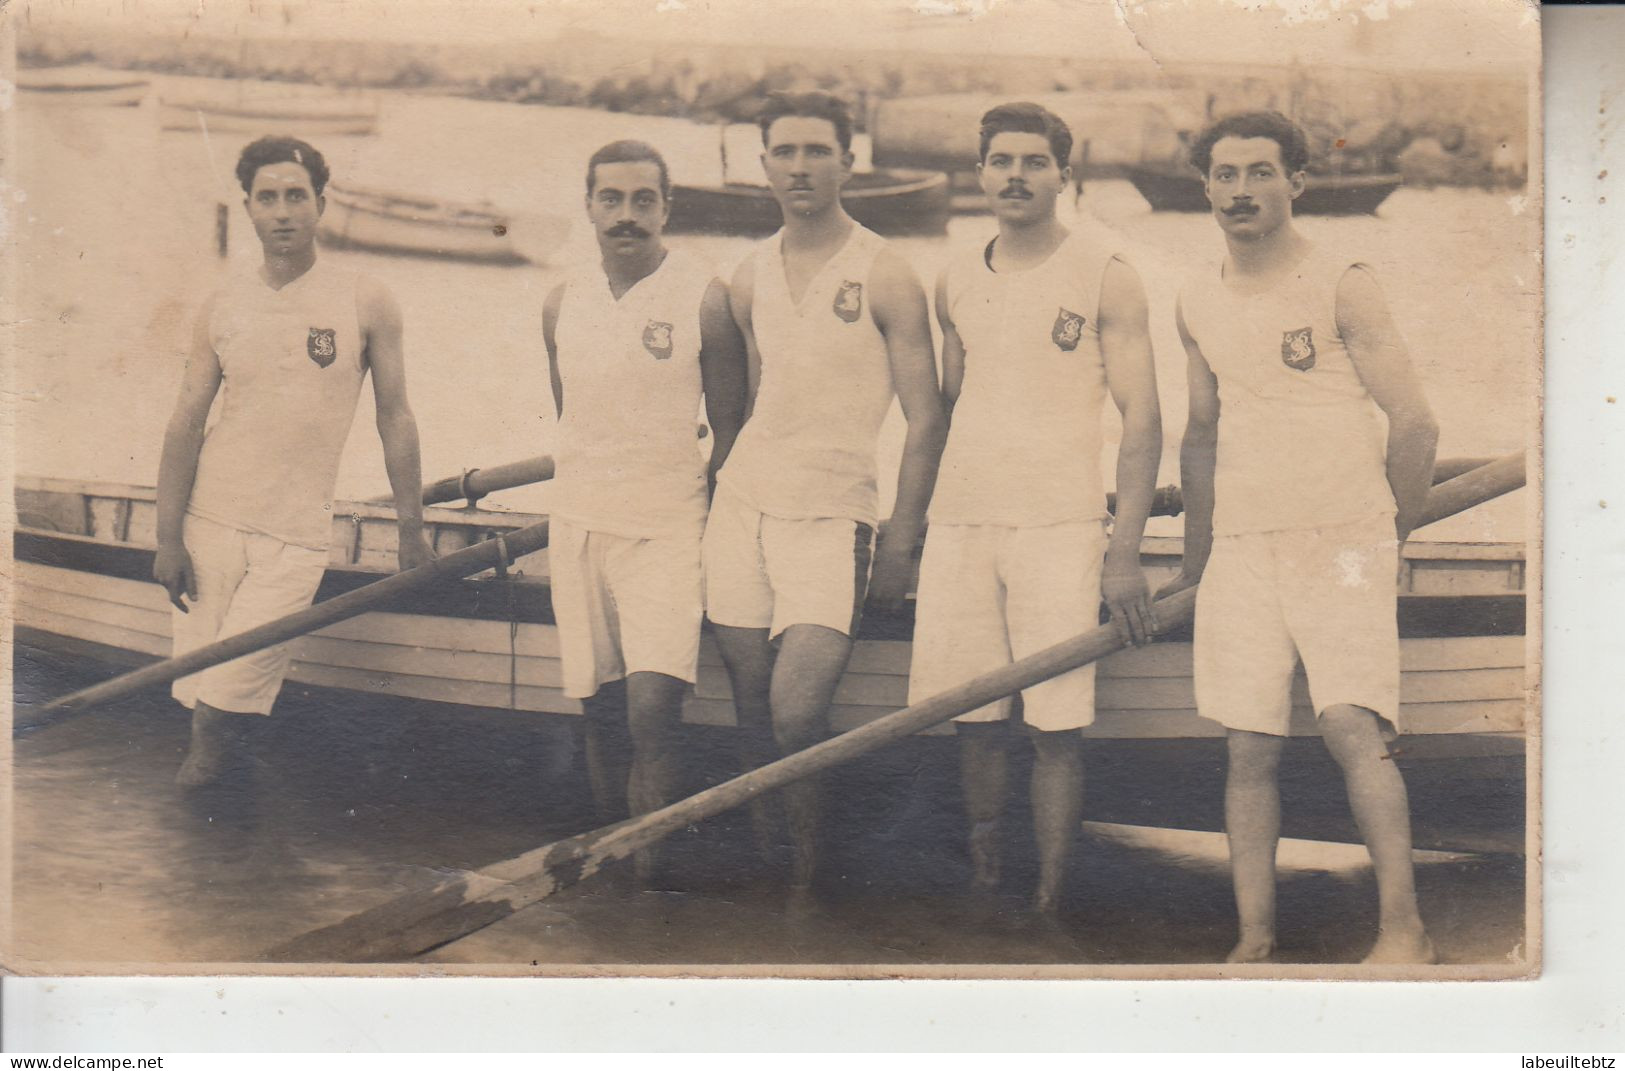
[550,249,714,539]
[718,225,897,527]
[930,227,1121,527]
[1179,244,1396,536]
[187,260,367,550]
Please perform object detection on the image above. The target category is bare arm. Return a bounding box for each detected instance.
[727,257,763,423]
[1159,297,1220,596]
[699,277,749,491]
[153,295,223,610]
[360,276,432,570]
[869,248,948,608]
[542,281,565,421]
[1336,265,1439,542]
[934,264,966,418]
[1097,257,1164,643]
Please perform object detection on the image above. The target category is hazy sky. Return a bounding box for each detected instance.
[17,0,1536,70]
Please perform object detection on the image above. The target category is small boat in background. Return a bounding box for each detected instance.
[1123,161,1403,215]
[667,168,951,238]
[16,66,150,108]
[159,93,381,137]
[317,184,569,266]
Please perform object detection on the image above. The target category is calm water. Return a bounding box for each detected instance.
[13,74,1536,540]
[9,78,1532,968]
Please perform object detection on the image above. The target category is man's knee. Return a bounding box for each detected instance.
[1318,703,1390,759]
[1227,729,1285,780]
[1026,725,1082,764]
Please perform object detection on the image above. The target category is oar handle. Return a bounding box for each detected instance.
[28,520,551,724]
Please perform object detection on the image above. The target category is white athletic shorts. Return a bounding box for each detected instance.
[548,519,704,700]
[701,485,875,639]
[908,520,1110,732]
[171,512,329,715]
[1194,513,1401,737]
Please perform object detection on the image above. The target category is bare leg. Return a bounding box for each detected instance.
[769,624,854,888]
[957,720,1011,892]
[624,671,688,883]
[712,624,779,863]
[1225,728,1285,963]
[1319,704,1435,964]
[176,701,259,788]
[581,680,629,825]
[1029,726,1084,915]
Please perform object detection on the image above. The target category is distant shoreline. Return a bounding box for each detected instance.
[18,26,1528,188]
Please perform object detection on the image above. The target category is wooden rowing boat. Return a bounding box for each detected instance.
[17,66,150,108]
[316,184,569,265]
[157,93,381,137]
[666,169,952,238]
[12,475,1527,745]
[1123,162,1403,215]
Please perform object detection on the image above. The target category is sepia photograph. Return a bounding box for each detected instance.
[4,0,1539,978]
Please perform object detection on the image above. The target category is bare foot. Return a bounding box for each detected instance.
[969,820,1001,890]
[1226,933,1277,964]
[1363,926,1437,965]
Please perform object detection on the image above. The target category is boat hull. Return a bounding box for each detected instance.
[18,68,149,108]
[666,169,951,237]
[158,99,379,137]
[13,479,1528,744]
[316,185,564,265]
[1124,165,1402,215]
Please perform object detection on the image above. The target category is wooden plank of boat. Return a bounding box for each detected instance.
[666,168,951,238]
[1124,163,1403,215]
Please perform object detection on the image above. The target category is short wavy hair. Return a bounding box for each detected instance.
[978,101,1073,167]
[236,136,330,196]
[1188,111,1310,177]
[757,91,853,154]
[586,139,671,202]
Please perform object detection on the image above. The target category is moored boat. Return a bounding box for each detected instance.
[316,184,568,265]
[12,476,1528,746]
[1123,162,1403,215]
[158,92,380,136]
[666,168,951,238]
[17,66,150,108]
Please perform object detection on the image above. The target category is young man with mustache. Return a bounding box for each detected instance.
[1159,112,1439,963]
[908,102,1163,916]
[542,140,747,880]
[154,136,434,787]
[702,92,948,897]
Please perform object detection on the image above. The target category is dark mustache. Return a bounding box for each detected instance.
[1222,200,1258,216]
[606,222,652,238]
[1000,184,1032,198]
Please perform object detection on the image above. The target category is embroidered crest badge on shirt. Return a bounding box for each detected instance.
[1052,308,1085,352]
[643,320,674,360]
[1281,326,1316,371]
[833,281,863,323]
[307,327,337,368]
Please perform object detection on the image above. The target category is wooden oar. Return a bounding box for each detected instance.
[25,521,551,728]
[266,451,1525,962]
[400,453,1492,512]
[374,455,556,507]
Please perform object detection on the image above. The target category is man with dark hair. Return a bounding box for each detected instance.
[909,102,1162,916]
[155,136,433,786]
[1159,112,1439,963]
[544,140,747,881]
[703,91,948,895]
